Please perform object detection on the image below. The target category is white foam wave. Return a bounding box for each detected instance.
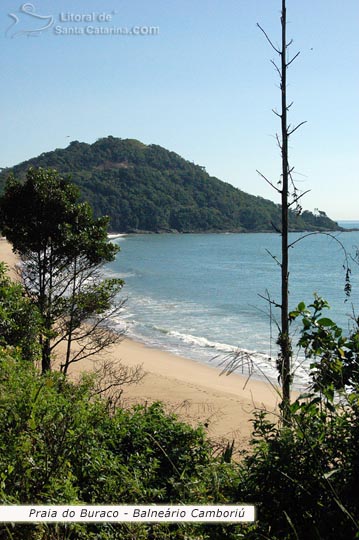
[166,330,235,353]
[167,330,263,358]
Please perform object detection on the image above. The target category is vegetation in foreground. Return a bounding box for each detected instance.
[1,263,359,539]
[0,349,244,540]
[1,169,358,539]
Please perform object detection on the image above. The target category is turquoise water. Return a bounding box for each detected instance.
[106,224,359,388]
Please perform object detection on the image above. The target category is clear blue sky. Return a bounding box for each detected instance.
[1,0,358,220]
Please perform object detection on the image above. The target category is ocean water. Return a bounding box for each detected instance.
[105,223,359,389]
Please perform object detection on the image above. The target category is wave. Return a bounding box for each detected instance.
[153,327,276,366]
[144,326,311,386]
[166,330,237,354]
[107,233,127,240]
[108,311,311,388]
[98,280,312,388]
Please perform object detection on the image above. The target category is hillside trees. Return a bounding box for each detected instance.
[0,168,124,374]
[0,137,341,234]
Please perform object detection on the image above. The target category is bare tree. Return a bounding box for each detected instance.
[89,357,145,413]
[48,255,126,375]
[257,0,307,421]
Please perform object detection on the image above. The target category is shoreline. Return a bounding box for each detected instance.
[109,226,345,235]
[66,336,281,445]
[1,237,281,445]
[0,237,19,280]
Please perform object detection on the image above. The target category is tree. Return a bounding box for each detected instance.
[0,168,124,374]
[0,262,40,362]
[0,136,341,235]
[236,301,359,539]
[0,352,242,540]
[257,0,307,421]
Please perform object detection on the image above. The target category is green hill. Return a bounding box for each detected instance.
[0,136,341,233]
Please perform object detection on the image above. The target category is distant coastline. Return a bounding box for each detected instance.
[0,137,342,235]
[109,225,346,235]
[337,220,359,232]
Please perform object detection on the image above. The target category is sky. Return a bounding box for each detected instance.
[1,0,358,220]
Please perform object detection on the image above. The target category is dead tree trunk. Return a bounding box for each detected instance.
[258,0,306,422]
[279,0,291,422]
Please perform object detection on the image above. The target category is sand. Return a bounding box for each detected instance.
[1,238,281,449]
[66,337,281,448]
[0,237,19,280]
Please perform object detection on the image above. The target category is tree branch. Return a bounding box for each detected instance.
[256,170,282,194]
[270,59,282,79]
[271,221,282,234]
[288,120,307,136]
[288,189,311,208]
[265,248,282,267]
[258,293,282,309]
[257,23,281,54]
[286,50,300,67]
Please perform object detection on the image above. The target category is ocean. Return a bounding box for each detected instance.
[105,222,359,389]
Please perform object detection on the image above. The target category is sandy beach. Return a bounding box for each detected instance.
[1,238,281,448]
[0,237,19,280]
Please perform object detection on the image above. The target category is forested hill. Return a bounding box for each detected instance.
[0,137,341,233]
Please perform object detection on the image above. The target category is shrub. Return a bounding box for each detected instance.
[0,352,245,540]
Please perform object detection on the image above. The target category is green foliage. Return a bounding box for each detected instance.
[237,392,359,540]
[236,298,359,539]
[0,167,117,262]
[0,168,122,373]
[0,353,246,540]
[290,296,359,391]
[0,262,40,361]
[3,292,359,539]
[0,137,341,234]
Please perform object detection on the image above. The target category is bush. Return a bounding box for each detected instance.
[0,352,245,540]
[0,262,40,362]
[235,298,359,540]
